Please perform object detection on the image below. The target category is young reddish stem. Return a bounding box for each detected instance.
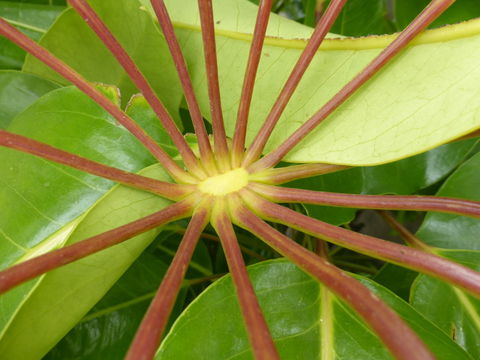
[250,183,480,219]
[126,206,210,360]
[231,0,272,167]
[0,17,195,184]
[378,211,431,251]
[167,226,266,260]
[242,0,348,167]
[249,163,349,184]
[212,201,279,360]
[68,0,206,179]
[249,0,456,172]
[150,0,216,175]
[0,200,193,295]
[0,130,193,200]
[232,202,435,360]
[241,190,480,298]
[197,0,230,170]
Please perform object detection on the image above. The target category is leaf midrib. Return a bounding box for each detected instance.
[171,17,480,51]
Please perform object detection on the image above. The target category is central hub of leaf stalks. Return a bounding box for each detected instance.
[199,168,249,196]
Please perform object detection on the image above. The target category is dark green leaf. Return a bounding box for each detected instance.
[44,251,181,360]
[411,250,480,359]
[395,0,480,30]
[416,152,480,250]
[325,0,395,36]
[157,259,470,359]
[0,1,65,69]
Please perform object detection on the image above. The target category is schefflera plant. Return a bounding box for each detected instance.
[0,0,480,359]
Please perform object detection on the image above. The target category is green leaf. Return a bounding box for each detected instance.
[162,0,480,165]
[148,0,318,39]
[0,1,65,69]
[411,249,480,359]
[0,85,173,358]
[23,0,183,116]
[416,152,480,250]
[44,250,181,360]
[157,259,470,359]
[357,138,478,195]
[288,168,362,225]
[396,0,480,30]
[0,70,59,128]
[286,138,477,225]
[324,0,395,36]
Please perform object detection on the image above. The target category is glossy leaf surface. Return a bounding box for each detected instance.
[0,70,59,128]
[416,151,480,250]
[157,259,470,359]
[0,0,64,69]
[0,86,173,358]
[411,250,480,359]
[44,250,177,360]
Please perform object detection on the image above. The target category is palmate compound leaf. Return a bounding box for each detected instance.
[0,85,174,359]
[161,0,480,165]
[21,0,480,165]
[156,259,471,360]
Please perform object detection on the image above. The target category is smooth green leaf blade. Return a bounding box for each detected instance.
[416,151,480,250]
[0,1,65,69]
[23,0,183,115]
[0,70,59,128]
[0,85,174,358]
[44,249,176,360]
[411,250,480,359]
[356,138,479,195]
[286,138,477,225]
[157,259,470,360]
[324,0,395,36]
[0,85,159,270]
[396,0,480,30]
[0,165,172,359]
[288,168,362,225]
[164,0,480,165]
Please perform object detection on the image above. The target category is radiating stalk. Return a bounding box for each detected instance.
[231,0,273,167]
[250,183,480,219]
[0,17,195,184]
[249,0,456,172]
[0,200,194,294]
[232,201,435,360]
[197,0,230,170]
[0,130,193,200]
[69,0,206,179]
[212,200,279,359]
[241,190,480,298]
[378,211,431,251]
[249,163,349,184]
[151,0,216,175]
[242,0,348,166]
[125,205,210,360]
